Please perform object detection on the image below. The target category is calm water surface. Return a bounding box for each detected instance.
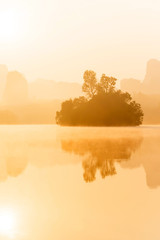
[0,125,159,240]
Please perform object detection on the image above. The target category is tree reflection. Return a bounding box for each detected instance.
[61,137,142,182]
[1,127,160,189]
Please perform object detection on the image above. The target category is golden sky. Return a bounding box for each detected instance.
[0,0,160,82]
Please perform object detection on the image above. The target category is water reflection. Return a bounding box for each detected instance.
[120,136,160,189]
[0,126,159,189]
[61,137,143,182]
[0,142,28,182]
[0,126,159,240]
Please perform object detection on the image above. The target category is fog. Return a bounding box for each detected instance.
[0,59,160,124]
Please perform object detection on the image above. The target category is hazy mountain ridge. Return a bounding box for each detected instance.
[1,59,160,124]
[0,66,82,102]
[29,78,82,100]
[120,59,160,124]
[121,59,160,95]
[0,67,81,123]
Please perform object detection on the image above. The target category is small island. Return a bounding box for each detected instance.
[56,70,143,126]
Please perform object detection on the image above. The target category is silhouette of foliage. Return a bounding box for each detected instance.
[56,70,144,126]
[61,137,142,182]
[82,70,97,98]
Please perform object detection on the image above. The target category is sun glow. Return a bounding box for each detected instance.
[0,9,25,43]
[0,208,18,238]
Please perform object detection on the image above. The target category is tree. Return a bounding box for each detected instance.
[97,74,117,94]
[82,70,97,99]
[56,70,144,126]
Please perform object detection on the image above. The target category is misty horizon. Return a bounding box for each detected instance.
[0,1,160,239]
[1,58,160,100]
[1,59,160,124]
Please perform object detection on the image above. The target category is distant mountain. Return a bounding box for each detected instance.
[121,59,160,94]
[0,69,83,124]
[143,59,160,93]
[120,78,142,94]
[3,71,28,105]
[120,59,160,124]
[0,65,83,102]
[29,79,82,100]
[144,59,160,85]
[0,65,8,99]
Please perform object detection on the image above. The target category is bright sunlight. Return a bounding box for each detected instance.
[0,208,18,238]
[0,9,24,43]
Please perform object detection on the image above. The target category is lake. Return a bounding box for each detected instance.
[0,125,159,240]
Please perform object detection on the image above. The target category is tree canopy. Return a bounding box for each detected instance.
[56,70,144,126]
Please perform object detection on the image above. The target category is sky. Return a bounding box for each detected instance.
[0,0,160,83]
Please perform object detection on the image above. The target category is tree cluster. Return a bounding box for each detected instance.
[56,70,143,126]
